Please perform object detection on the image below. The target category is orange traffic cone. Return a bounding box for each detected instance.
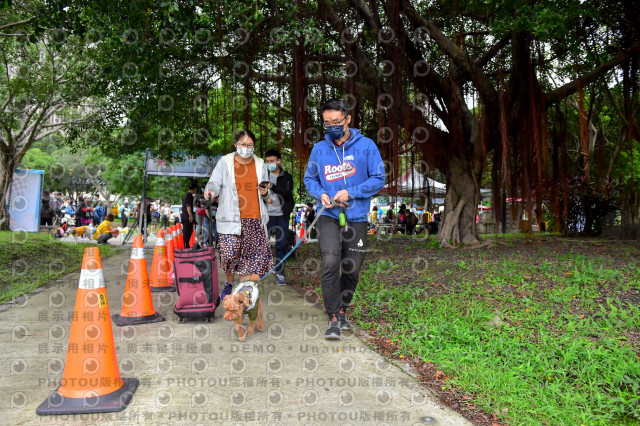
[170,225,178,250]
[165,226,175,285]
[177,223,184,249]
[36,247,138,415]
[172,224,179,249]
[150,228,175,292]
[112,235,165,326]
[189,225,196,248]
[299,222,305,239]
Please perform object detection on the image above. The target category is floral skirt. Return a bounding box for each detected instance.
[218,218,273,276]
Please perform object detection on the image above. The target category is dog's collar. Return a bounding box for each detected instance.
[231,281,261,311]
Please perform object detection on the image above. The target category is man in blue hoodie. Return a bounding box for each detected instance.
[304,99,385,340]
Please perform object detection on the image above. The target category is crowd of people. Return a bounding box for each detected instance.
[40,192,120,243]
[133,197,182,236]
[368,203,441,235]
[40,190,178,244]
[40,192,115,227]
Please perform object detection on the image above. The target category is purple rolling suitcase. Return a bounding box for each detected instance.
[173,247,220,322]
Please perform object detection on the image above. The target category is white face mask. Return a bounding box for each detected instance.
[237,147,253,158]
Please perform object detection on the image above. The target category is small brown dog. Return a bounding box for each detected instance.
[222,281,263,342]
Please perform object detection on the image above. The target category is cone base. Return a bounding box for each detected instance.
[150,285,176,292]
[36,377,139,415]
[111,312,165,326]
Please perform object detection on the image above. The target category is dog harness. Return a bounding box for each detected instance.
[231,281,261,321]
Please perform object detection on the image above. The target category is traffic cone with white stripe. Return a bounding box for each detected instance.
[176,223,184,249]
[150,228,175,292]
[165,226,175,285]
[170,225,179,250]
[112,235,164,326]
[36,247,138,415]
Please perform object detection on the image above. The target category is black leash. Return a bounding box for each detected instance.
[258,198,349,283]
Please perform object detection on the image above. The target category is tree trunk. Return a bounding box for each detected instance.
[438,155,482,246]
[0,151,16,231]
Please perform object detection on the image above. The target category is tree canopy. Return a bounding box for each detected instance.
[3,0,639,237]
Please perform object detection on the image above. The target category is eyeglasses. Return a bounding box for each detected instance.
[322,116,347,129]
[237,143,254,148]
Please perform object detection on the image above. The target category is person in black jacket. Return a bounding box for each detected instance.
[264,149,294,285]
[181,183,197,248]
[40,190,55,226]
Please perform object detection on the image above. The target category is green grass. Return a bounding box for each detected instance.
[0,231,118,304]
[350,243,640,425]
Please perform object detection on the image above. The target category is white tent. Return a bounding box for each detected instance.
[379,168,446,197]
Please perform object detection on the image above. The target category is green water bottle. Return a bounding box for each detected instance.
[339,209,346,227]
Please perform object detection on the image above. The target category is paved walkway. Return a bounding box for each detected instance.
[0,245,471,425]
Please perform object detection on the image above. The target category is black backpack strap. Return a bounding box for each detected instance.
[178,276,203,283]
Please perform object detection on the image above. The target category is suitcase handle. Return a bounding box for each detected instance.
[178,277,203,283]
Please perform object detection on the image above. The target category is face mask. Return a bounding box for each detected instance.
[325,124,346,141]
[266,163,277,172]
[237,147,253,158]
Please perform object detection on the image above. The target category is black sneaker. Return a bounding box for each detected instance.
[325,315,341,340]
[338,309,351,331]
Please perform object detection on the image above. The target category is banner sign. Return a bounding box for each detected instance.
[8,169,44,232]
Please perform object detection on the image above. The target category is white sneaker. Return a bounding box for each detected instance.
[276,273,286,285]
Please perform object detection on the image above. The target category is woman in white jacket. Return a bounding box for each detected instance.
[204,130,273,300]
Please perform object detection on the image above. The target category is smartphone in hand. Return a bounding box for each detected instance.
[259,181,270,188]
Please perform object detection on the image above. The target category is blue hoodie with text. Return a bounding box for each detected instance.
[304,128,385,222]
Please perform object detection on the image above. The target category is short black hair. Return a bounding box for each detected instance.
[321,98,351,116]
[188,182,198,190]
[264,149,281,159]
[234,129,256,144]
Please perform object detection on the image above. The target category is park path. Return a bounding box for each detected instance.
[0,243,471,425]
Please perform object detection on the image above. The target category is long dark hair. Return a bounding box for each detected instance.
[234,129,256,145]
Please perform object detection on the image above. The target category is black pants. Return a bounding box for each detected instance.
[97,233,113,243]
[316,215,368,318]
[182,219,194,248]
[121,214,128,228]
[267,215,289,274]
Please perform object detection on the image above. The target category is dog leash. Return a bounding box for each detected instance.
[258,198,349,283]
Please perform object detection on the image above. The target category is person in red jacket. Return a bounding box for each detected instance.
[79,196,92,226]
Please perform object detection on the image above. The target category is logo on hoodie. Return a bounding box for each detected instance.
[324,162,357,182]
